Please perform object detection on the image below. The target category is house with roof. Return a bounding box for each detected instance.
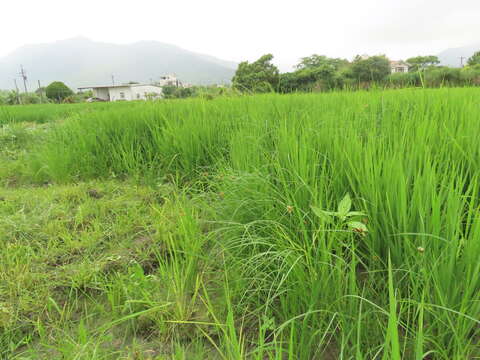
[78,83,163,102]
[390,60,410,73]
[157,74,182,87]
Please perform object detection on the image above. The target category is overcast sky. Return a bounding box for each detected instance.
[1,0,479,70]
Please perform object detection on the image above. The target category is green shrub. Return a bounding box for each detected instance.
[460,64,480,85]
[424,67,462,87]
[45,81,74,102]
[386,72,421,88]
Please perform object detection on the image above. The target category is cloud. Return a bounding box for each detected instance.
[0,0,479,69]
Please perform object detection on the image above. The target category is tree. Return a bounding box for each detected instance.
[349,55,391,82]
[460,64,480,85]
[278,64,340,93]
[161,85,177,99]
[232,54,279,93]
[278,72,301,93]
[45,82,73,102]
[296,54,349,71]
[406,56,440,72]
[176,87,195,98]
[467,51,480,66]
[160,86,196,99]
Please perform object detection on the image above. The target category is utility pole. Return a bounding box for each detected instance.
[13,79,21,104]
[111,74,115,86]
[19,65,28,93]
[38,80,43,104]
[460,56,466,68]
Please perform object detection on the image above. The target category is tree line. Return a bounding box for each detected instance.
[232,51,480,93]
[0,81,82,105]
[0,82,228,105]
[2,51,480,105]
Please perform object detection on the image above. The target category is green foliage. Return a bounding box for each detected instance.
[162,85,197,99]
[467,51,480,66]
[460,64,480,85]
[161,85,177,99]
[195,85,236,99]
[35,86,46,96]
[232,54,279,93]
[311,193,368,234]
[277,71,301,93]
[386,72,422,88]
[0,90,21,105]
[3,89,480,358]
[278,55,347,93]
[0,179,209,358]
[296,54,349,71]
[424,66,461,86]
[279,65,338,93]
[406,55,440,72]
[0,101,137,125]
[175,87,195,98]
[19,92,42,105]
[349,55,391,82]
[0,90,8,105]
[68,90,93,103]
[0,91,43,105]
[45,81,74,102]
[278,52,480,91]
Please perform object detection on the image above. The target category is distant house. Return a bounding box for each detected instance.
[390,60,409,73]
[157,74,182,87]
[78,84,163,102]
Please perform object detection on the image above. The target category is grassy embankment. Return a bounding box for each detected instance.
[2,88,480,359]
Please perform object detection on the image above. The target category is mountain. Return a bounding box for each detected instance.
[437,42,480,67]
[0,37,237,90]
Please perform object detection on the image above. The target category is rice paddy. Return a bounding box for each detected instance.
[1,88,480,359]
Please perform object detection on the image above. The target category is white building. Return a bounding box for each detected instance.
[78,84,163,101]
[390,60,410,73]
[157,74,182,87]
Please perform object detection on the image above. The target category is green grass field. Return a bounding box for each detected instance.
[2,88,480,359]
[0,101,147,125]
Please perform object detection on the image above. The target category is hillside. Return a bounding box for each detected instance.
[0,37,237,90]
[438,42,480,67]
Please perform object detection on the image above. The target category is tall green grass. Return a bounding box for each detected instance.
[0,101,142,125]
[6,88,480,358]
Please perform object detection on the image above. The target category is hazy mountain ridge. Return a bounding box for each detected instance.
[437,43,480,67]
[0,37,237,90]
[2,38,480,91]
